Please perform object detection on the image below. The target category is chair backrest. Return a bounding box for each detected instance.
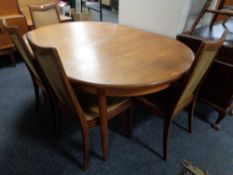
[172,31,227,116]
[26,33,87,126]
[189,0,233,34]
[1,19,41,82]
[29,3,60,28]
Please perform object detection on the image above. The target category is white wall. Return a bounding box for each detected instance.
[119,0,219,38]
[119,0,192,38]
[184,0,218,31]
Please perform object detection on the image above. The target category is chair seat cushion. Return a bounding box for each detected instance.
[76,91,129,121]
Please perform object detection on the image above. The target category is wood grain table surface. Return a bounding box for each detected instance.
[26,22,194,97]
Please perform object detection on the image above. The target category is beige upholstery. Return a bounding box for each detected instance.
[77,92,129,121]
[29,3,60,28]
[175,49,218,114]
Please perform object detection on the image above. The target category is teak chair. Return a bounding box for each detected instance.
[2,19,48,110]
[190,0,233,34]
[29,3,61,28]
[135,31,227,161]
[26,34,132,170]
[81,0,103,21]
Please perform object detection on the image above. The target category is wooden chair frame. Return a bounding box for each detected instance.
[29,3,61,28]
[177,33,233,130]
[189,0,233,34]
[3,18,60,136]
[2,19,47,108]
[135,31,227,161]
[26,33,132,170]
[81,0,103,21]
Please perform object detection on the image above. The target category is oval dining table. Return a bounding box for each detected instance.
[26,21,194,160]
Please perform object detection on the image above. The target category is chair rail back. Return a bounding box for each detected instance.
[2,19,42,81]
[26,33,87,126]
[29,3,60,28]
[172,31,227,116]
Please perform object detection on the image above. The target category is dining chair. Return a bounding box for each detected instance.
[2,19,48,109]
[81,0,103,21]
[26,34,132,170]
[189,0,233,34]
[29,3,61,28]
[135,31,227,161]
[209,0,233,28]
[2,19,60,136]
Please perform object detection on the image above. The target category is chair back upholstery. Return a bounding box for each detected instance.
[29,3,60,28]
[172,31,227,116]
[26,34,87,125]
[2,19,41,81]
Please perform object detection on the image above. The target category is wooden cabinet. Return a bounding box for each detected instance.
[198,44,233,130]
[0,22,13,50]
[0,0,28,66]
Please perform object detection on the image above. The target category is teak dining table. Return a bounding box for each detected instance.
[26,21,194,159]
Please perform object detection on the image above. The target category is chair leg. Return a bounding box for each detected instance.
[212,111,226,130]
[46,91,59,136]
[32,81,40,110]
[127,107,133,138]
[81,127,90,171]
[163,117,172,161]
[54,104,62,137]
[188,99,196,133]
[98,90,109,160]
[8,49,16,67]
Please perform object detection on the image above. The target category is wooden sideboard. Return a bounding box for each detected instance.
[0,0,28,66]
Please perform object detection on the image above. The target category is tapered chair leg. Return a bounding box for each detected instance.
[81,126,89,171]
[213,111,226,130]
[188,99,196,133]
[32,81,40,110]
[127,107,133,138]
[163,118,172,161]
[54,104,62,137]
[8,50,16,67]
[230,109,233,115]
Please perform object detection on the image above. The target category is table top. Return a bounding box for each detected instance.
[27,22,194,96]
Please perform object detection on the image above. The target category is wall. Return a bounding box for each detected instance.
[119,0,192,38]
[119,0,217,38]
[184,0,218,31]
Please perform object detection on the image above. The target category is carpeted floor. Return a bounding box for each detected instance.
[0,55,232,175]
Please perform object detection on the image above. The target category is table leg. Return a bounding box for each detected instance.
[98,89,109,160]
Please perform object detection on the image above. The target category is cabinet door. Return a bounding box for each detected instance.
[0,23,13,50]
[6,16,28,35]
[0,16,28,50]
